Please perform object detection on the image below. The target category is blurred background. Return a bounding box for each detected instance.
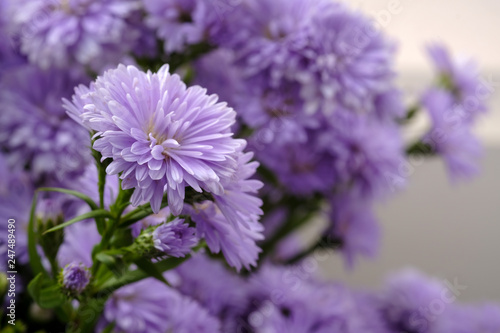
[314,0,500,302]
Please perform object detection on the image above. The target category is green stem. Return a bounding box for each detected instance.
[398,104,420,124]
[285,235,343,265]
[260,196,322,258]
[406,141,435,156]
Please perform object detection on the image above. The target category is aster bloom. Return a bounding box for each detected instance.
[130,206,171,238]
[143,0,224,53]
[0,64,91,182]
[64,64,242,215]
[187,148,264,271]
[152,218,198,257]
[224,0,396,116]
[188,200,263,271]
[8,0,146,70]
[433,304,500,333]
[326,194,380,268]
[102,278,220,333]
[252,129,336,195]
[326,111,405,198]
[420,88,482,180]
[60,262,91,294]
[427,43,487,122]
[0,154,32,270]
[247,264,369,333]
[378,269,452,333]
[175,254,247,318]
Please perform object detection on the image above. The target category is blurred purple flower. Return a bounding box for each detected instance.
[0,64,91,183]
[143,0,225,53]
[326,111,405,199]
[224,0,396,116]
[378,269,452,333]
[8,0,147,71]
[0,154,33,270]
[421,88,482,180]
[326,194,380,268]
[57,221,101,267]
[427,43,487,122]
[175,254,247,318]
[102,277,220,333]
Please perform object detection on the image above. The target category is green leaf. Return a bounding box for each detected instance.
[38,285,65,308]
[133,258,169,286]
[98,256,188,292]
[101,322,116,333]
[37,187,99,211]
[43,209,112,234]
[28,273,65,309]
[119,201,168,228]
[27,273,44,303]
[28,193,45,276]
[95,250,129,277]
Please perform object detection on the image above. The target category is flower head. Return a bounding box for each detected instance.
[187,148,264,271]
[65,64,242,215]
[421,88,482,180]
[0,154,32,270]
[427,43,487,122]
[8,0,147,70]
[224,0,396,116]
[378,269,452,333]
[326,194,380,268]
[60,262,91,294]
[0,64,91,182]
[152,218,198,257]
[102,278,220,333]
[143,0,224,53]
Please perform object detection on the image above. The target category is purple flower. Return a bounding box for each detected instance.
[421,88,482,180]
[187,148,264,271]
[0,64,91,183]
[102,278,220,333]
[64,64,242,215]
[325,111,405,199]
[224,0,396,116]
[378,269,452,333]
[192,49,243,109]
[252,130,336,195]
[438,304,500,333]
[143,0,224,53]
[8,0,147,71]
[427,43,487,122]
[175,255,248,326]
[61,262,90,294]
[188,200,263,271]
[0,1,25,76]
[246,264,368,333]
[130,206,171,238]
[0,154,32,270]
[152,218,198,257]
[253,110,405,197]
[326,194,380,268]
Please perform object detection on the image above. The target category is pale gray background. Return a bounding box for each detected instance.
[313,0,500,302]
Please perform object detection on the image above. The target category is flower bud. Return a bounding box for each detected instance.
[60,262,90,295]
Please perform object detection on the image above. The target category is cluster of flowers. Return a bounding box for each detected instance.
[0,0,496,332]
